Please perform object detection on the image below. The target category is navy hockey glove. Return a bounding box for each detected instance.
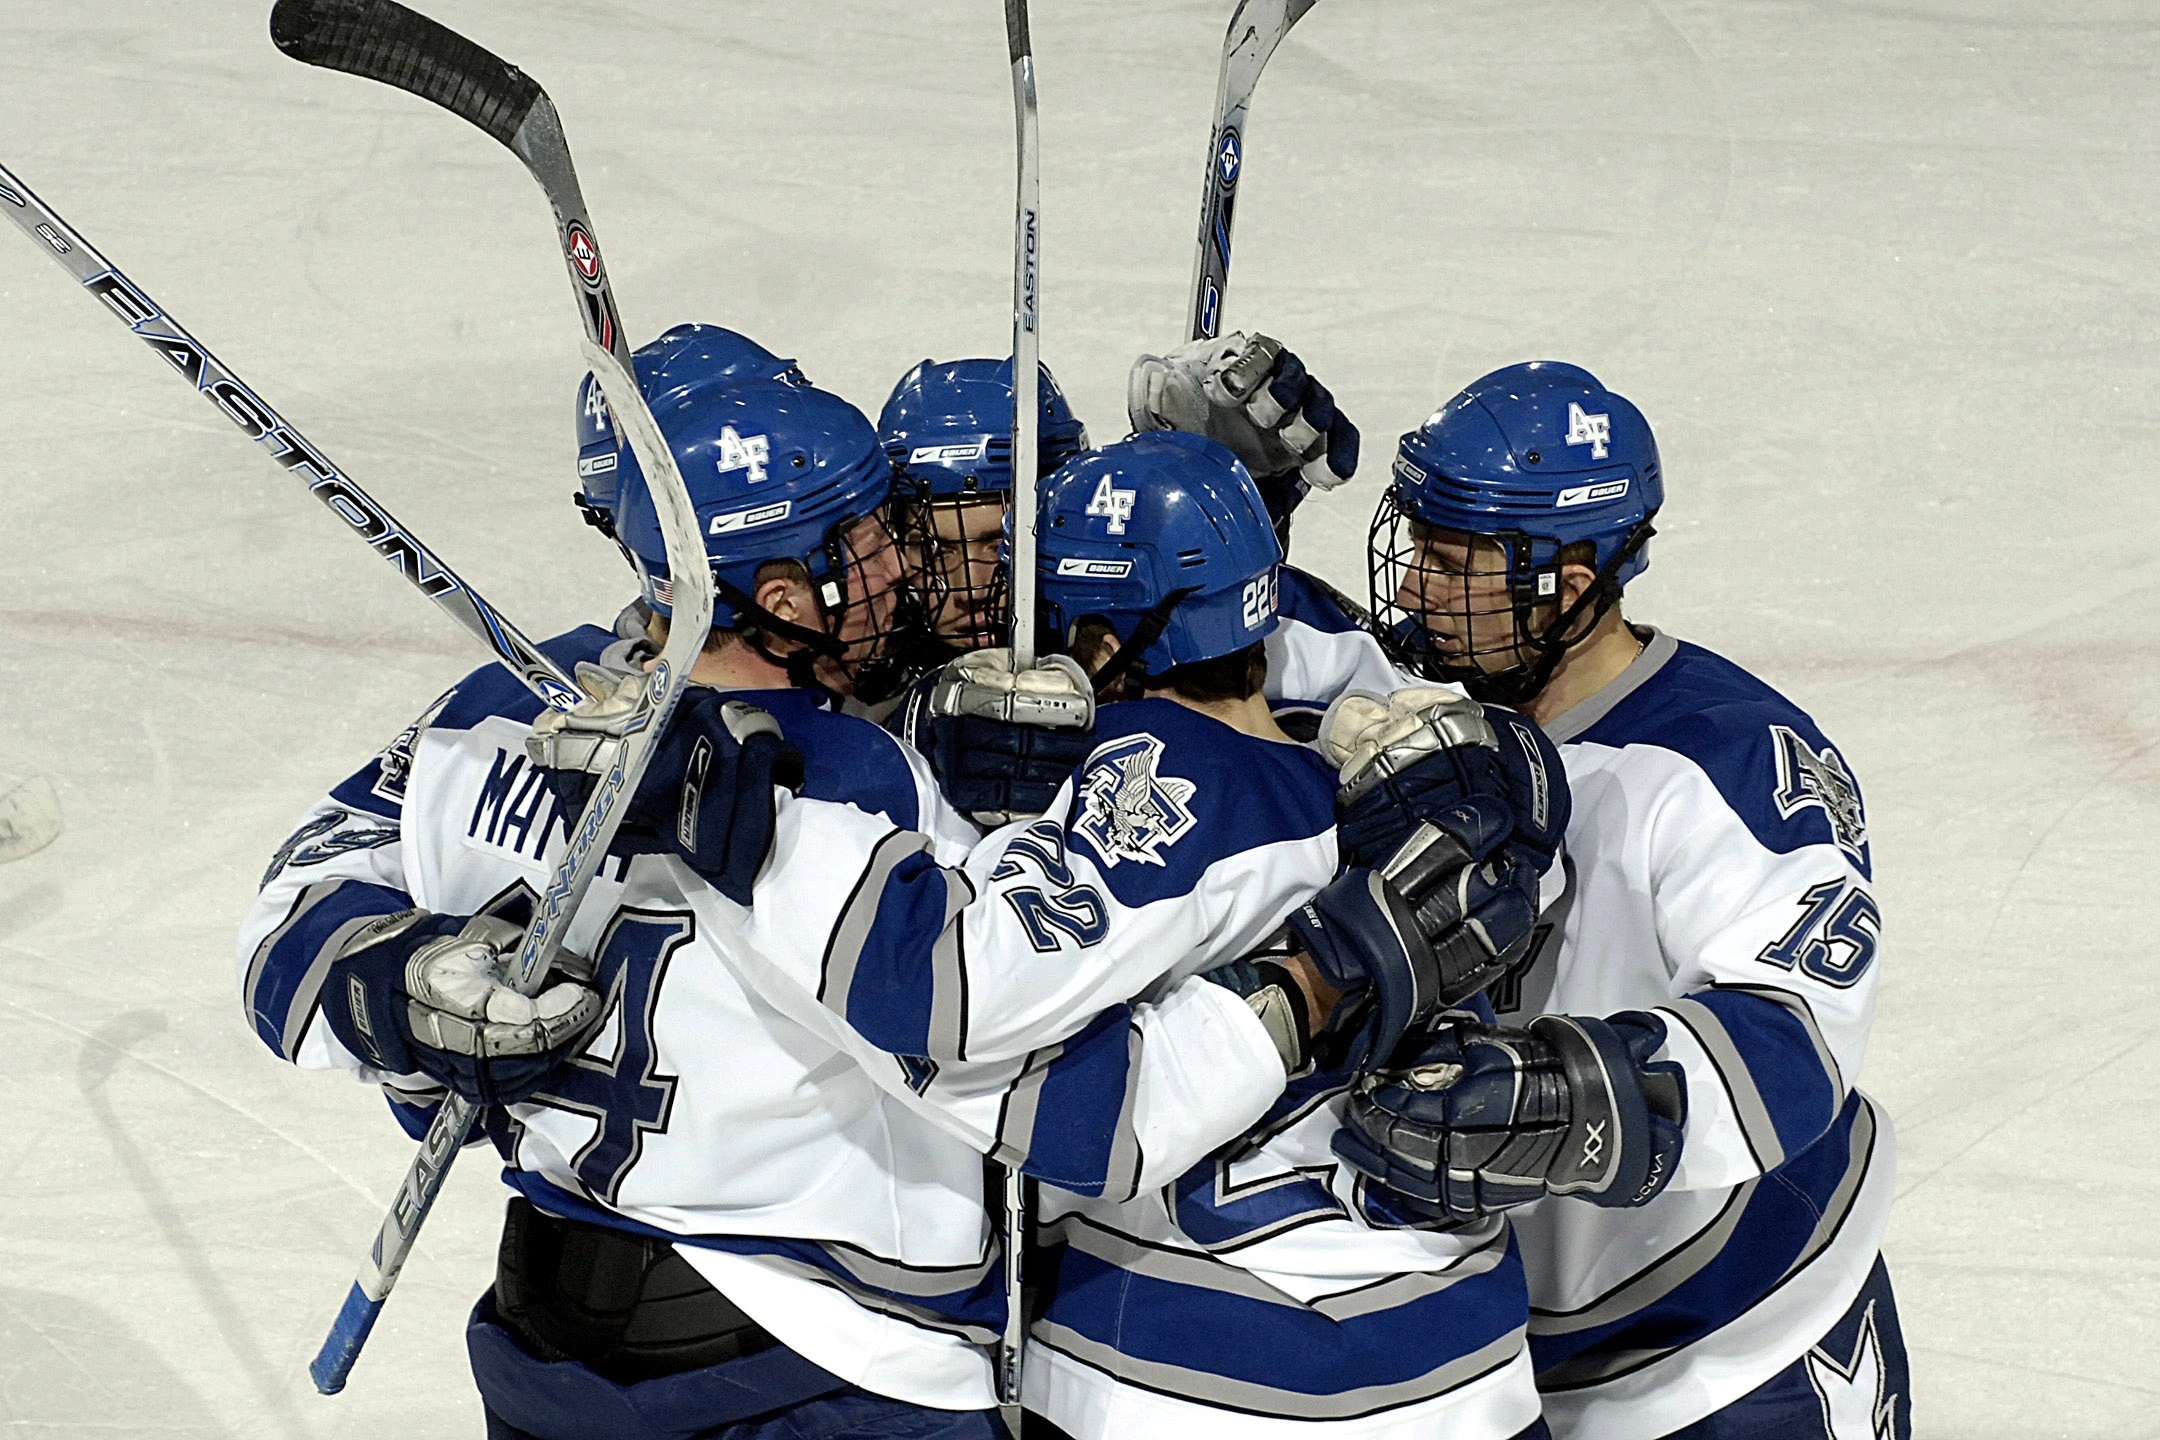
[529,674,803,905]
[322,911,602,1107]
[1287,818,1541,1074]
[890,649,1096,826]
[1128,332,1360,496]
[1334,1011,1687,1226]
[1327,689,1570,875]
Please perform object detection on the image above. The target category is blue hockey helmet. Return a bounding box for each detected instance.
[1034,430,1281,688]
[880,357,1089,655]
[878,357,1089,500]
[613,378,903,691]
[1370,361,1660,703]
[575,323,809,538]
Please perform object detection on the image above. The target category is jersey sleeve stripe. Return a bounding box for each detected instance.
[927,870,975,1062]
[245,879,412,1059]
[1527,1181,1757,1335]
[1005,1006,1149,1198]
[1661,997,1788,1172]
[815,828,930,1027]
[1709,980,1846,1104]
[1673,989,1843,1160]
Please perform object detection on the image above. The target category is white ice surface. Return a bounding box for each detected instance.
[2,2,2156,1435]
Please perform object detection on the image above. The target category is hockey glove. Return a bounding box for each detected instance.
[1326,688,1570,876]
[1334,1011,1687,1226]
[1128,332,1360,495]
[528,672,803,904]
[323,911,602,1107]
[1286,818,1541,1075]
[890,649,1096,826]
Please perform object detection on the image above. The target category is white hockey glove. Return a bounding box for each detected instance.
[895,650,1096,826]
[1127,332,1359,491]
[324,911,602,1106]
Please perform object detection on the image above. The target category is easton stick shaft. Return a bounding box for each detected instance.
[0,164,583,713]
[1185,0,1317,342]
[1000,5,1041,1428]
[268,0,716,1393]
[1004,0,1044,674]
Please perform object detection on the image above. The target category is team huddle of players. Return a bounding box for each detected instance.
[239,327,1908,1440]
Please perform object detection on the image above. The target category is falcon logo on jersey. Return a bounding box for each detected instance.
[1564,402,1611,459]
[1771,725,1868,861]
[715,426,770,483]
[1086,474,1137,534]
[372,687,456,805]
[1075,734,1197,868]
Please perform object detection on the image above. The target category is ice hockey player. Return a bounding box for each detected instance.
[1003,435,1565,1440]
[1337,362,1907,1440]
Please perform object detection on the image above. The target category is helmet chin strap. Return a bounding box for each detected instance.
[1089,587,1201,702]
[1460,519,1656,708]
[710,574,851,704]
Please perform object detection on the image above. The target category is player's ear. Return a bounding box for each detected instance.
[1555,561,1601,612]
[757,571,809,628]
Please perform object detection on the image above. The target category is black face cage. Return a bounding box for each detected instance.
[1367,490,1654,707]
[890,482,1011,661]
[726,509,921,705]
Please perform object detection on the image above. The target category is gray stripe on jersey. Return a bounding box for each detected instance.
[1042,1214,1508,1317]
[1716,981,1847,1103]
[246,880,368,1060]
[1100,1024,1147,1204]
[817,828,928,1018]
[1031,1315,1526,1420]
[1527,1181,1758,1338]
[1533,1099,1882,1389]
[1664,997,1788,1172]
[738,1251,1000,1346]
[814,1239,998,1298]
[1781,1095,1877,1283]
[993,1044,1059,1169]
[926,868,976,1061]
[1539,628,1680,744]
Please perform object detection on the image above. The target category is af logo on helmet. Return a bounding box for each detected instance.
[1564,402,1611,460]
[716,425,770,483]
[1086,474,1138,534]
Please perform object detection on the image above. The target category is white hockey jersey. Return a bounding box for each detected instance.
[1263,566,1417,737]
[1498,629,1895,1440]
[238,625,1293,1410]
[744,694,1544,1439]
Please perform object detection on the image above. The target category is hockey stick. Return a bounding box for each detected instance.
[1185,0,1318,342]
[0,165,583,713]
[1005,0,1043,675]
[267,0,716,1393]
[999,6,1042,1432]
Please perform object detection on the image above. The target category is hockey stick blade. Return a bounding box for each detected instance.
[1186,0,1318,341]
[271,0,542,149]
[0,776,61,864]
[276,1,714,1396]
[0,163,582,714]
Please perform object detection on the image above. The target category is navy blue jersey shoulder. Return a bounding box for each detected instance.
[1065,698,1337,906]
[1574,641,1872,878]
[433,626,618,733]
[1275,565,1372,638]
[720,687,923,831]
